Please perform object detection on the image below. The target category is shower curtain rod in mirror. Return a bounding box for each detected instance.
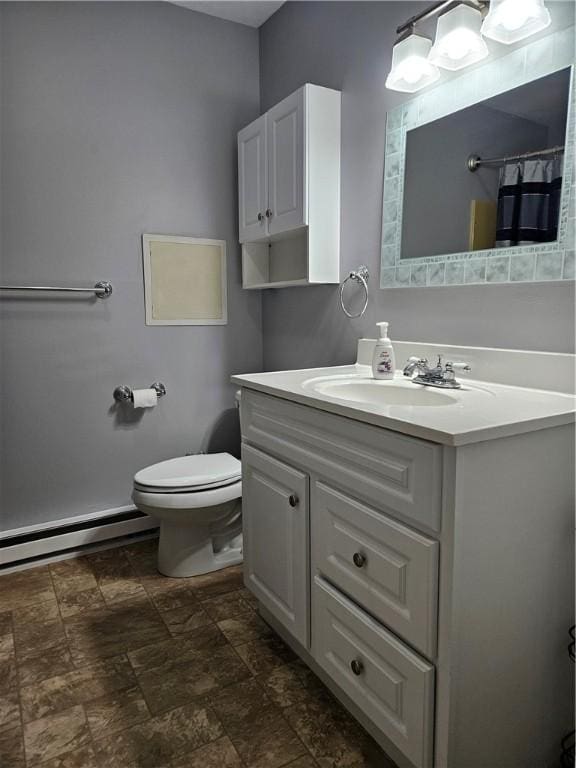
[468,145,565,172]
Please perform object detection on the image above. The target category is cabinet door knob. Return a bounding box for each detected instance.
[353,552,366,568]
[350,659,364,676]
[257,212,264,222]
[288,494,299,507]
[265,208,272,218]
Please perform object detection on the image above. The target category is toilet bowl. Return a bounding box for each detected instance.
[132,452,242,578]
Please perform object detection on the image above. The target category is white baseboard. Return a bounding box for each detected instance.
[0,531,160,575]
[0,506,158,568]
[0,504,139,541]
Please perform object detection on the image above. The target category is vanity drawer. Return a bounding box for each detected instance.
[312,482,438,657]
[241,390,443,532]
[312,576,435,768]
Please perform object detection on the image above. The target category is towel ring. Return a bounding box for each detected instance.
[339,266,369,319]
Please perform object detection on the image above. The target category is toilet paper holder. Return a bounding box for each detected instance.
[113,382,167,404]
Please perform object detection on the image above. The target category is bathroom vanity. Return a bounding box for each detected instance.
[232,342,575,768]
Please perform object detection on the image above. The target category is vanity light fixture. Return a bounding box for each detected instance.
[429,3,489,71]
[385,33,440,93]
[385,0,554,92]
[481,0,551,44]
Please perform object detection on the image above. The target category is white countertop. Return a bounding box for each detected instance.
[231,362,576,447]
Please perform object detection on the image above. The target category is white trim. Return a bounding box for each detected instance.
[0,508,158,567]
[0,532,159,576]
[0,504,136,541]
[142,233,228,325]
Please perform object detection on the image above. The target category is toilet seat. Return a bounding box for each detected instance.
[133,480,242,510]
[134,453,241,494]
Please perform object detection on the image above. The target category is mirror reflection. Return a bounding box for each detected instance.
[401,68,570,260]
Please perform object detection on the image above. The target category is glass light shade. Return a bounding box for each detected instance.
[385,34,440,93]
[481,0,551,44]
[429,4,489,71]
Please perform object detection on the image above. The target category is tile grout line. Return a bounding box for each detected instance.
[18,567,57,767]
[6,608,27,768]
[77,702,100,768]
[52,562,108,675]
[249,666,324,768]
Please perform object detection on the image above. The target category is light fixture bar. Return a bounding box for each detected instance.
[396,0,487,36]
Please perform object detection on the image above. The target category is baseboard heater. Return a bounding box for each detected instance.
[0,506,158,569]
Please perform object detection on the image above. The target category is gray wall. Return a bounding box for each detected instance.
[0,2,262,532]
[259,1,575,371]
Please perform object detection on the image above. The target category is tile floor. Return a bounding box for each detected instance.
[0,539,396,768]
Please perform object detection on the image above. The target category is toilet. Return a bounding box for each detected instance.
[132,452,242,578]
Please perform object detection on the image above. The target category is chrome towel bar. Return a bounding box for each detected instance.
[0,281,113,298]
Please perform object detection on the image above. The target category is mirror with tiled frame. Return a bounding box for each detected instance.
[380,26,575,288]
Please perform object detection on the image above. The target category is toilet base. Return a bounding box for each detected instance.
[132,484,243,579]
[157,521,243,578]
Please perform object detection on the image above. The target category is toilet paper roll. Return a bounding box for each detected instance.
[132,388,158,408]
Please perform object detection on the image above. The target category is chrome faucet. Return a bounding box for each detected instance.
[403,357,430,378]
[403,355,471,389]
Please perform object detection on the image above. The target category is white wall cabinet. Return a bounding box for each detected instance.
[267,87,305,236]
[238,388,574,768]
[237,84,340,288]
[237,115,267,243]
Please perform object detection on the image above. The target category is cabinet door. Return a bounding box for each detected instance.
[238,115,268,243]
[242,444,309,646]
[267,88,306,236]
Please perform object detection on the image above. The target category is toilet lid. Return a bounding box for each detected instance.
[134,453,241,492]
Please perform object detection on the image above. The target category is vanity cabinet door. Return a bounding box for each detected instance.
[267,87,306,236]
[242,444,309,646]
[238,114,268,243]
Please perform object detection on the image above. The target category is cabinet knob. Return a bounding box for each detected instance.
[350,659,364,676]
[353,552,366,568]
[288,494,299,507]
[257,212,264,222]
[265,208,273,218]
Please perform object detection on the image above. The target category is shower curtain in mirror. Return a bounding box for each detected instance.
[495,154,563,247]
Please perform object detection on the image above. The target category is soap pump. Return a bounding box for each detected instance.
[371,322,395,380]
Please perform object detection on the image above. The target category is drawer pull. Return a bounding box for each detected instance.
[352,552,366,568]
[350,658,364,676]
[288,494,299,507]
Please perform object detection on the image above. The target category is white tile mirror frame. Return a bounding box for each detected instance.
[380,27,575,289]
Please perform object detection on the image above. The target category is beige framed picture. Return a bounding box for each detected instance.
[142,234,227,326]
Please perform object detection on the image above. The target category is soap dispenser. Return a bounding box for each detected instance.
[372,322,395,380]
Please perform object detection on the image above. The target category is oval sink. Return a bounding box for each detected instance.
[303,377,459,407]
